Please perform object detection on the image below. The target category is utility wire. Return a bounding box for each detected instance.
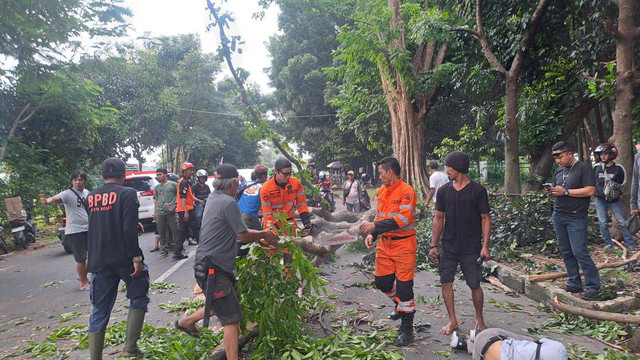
[175,107,337,118]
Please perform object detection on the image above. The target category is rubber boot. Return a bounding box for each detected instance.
[388,301,401,320]
[121,309,146,358]
[395,312,414,346]
[88,331,105,360]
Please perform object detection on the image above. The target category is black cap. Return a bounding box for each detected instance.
[274,158,292,171]
[445,151,470,174]
[101,157,126,178]
[214,164,238,179]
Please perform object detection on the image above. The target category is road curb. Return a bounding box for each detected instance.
[484,260,640,312]
[0,252,15,260]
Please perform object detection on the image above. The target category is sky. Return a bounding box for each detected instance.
[122,0,280,93]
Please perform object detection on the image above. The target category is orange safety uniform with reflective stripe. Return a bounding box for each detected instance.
[374,179,417,282]
[176,177,194,212]
[260,176,309,235]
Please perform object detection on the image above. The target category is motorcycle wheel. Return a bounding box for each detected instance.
[0,237,8,254]
[14,234,27,249]
[26,232,36,244]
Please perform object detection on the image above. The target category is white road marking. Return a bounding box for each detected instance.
[153,250,196,283]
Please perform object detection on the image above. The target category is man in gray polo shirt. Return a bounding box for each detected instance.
[175,164,278,360]
[40,170,90,291]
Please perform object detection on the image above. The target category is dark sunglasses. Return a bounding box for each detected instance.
[279,171,292,177]
[552,150,569,158]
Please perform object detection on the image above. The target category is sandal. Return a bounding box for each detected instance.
[174,320,201,338]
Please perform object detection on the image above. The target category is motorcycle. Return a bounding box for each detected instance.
[0,226,8,254]
[58,215,72,254]
[10,209,36,249]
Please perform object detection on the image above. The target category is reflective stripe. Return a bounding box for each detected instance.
[397,224,415,231]
[261,201,272,206]
[263,212,273,216]
[296,191,305,197]
[384,290,396,300]
[387,212,399,217]
[286,201,295,207]
[272,204,284,209]
[396,298,415,313]
[379,212,386,217]
[396,214,409,226]
[399,205,414,211]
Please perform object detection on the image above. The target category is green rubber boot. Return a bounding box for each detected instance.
[88,331,105,360]
[121,309,146,358]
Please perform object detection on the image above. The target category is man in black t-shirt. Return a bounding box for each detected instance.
[192,169,210,243]
[86,158,149,359]
[546,141,600,301]
[429,151,491,337]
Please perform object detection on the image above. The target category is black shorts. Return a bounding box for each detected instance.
[194,264,242,326]
[66,232,88,263]
[439,251,482,289]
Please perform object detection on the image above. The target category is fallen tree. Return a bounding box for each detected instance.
[528,251,640,282]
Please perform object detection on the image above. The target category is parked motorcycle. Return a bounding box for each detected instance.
[10,209,36,249]
[58,215,72,254]
[0,226,8,254]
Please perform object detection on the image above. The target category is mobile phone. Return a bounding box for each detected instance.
[542,183,552,189]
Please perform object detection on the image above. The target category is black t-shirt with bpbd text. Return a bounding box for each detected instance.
[85,183,142,272]
[435,180,490,255]
[553,161,595,219]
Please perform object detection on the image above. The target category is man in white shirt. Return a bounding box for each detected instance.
[40,170,90,291]
[426,161,449,207]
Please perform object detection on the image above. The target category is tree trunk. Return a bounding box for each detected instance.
[605,0,637,214]
[526,98,599,191]
[503,73,521,195]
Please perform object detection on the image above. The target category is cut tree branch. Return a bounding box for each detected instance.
[550,296,640,324]
[205,0,301,170]
[529,251,640,282]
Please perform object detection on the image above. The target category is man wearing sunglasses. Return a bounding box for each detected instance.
[40,170,90,291]
[545,141,600,301]
[261,158,313,237]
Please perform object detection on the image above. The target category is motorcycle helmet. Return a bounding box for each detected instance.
[594,143,618,161]
[196,169,207,178]
[180,162,194,172]
[319,172,327,181]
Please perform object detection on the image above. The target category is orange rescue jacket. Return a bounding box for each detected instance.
[260,176,309,234]
[176,177,194,212]
[374,179,417,239]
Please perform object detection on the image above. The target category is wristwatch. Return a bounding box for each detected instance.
[132,256,143,264]
[563,188,569,196]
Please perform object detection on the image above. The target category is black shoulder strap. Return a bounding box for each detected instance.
[534,339,542,360]
[68,187,84,201]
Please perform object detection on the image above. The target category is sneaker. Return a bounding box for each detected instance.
[603,244,614,250]
[449,331,467,350]
[469,329,477,342]
[188,239,198,246]
[150,247,160,252]
[581,291,598,301]
[564,285,583,293]
[159,252,168,259]
[172,254,188,260]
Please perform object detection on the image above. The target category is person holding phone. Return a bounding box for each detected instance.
[546,141,600,301]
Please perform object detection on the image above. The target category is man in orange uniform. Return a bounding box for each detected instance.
[360,156,417,347]
[261,158,313,239]
[174,162,195,260]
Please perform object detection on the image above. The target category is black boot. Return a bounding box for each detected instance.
[388,302,401,320]
[396,312,414,346]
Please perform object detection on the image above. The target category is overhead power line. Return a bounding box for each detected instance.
[175,107,337,118]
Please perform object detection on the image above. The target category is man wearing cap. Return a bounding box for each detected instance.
[236,164,269,257]
[429,150,491,336]
[342,170,362,213]
[260,158,313,236]
[85,158,149,359]
[175,162,196,260]
[426,160,449,208]
[359,156,418,346]
[175,164,278,360]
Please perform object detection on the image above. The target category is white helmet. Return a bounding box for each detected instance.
[196,169,207,178]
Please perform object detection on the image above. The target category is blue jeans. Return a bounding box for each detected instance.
[89,264,150,332]
[594,197,635,248]
[552,212,600,292]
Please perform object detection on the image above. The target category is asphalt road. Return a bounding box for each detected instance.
[0,230,201,358]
